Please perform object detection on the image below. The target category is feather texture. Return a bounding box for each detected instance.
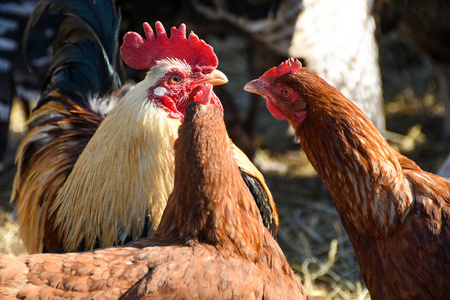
[1,103,306,299]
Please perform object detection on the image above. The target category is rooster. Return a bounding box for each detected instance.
[12,0,277,254]
[0,100,307,300]
[245,59,450,299]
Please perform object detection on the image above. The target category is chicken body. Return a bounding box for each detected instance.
[12,0,277,254]
[0,102,306,300]
[0,244,300,299]
[245,59,450,299]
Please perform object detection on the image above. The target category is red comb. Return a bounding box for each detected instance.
[261,58,302,79]
[120,21,218,71]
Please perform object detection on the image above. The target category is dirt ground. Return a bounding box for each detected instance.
[0,31,449,300]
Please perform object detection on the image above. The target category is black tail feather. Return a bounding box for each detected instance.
[24,0,122,109]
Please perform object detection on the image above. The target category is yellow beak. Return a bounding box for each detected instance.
[200,69,228,86]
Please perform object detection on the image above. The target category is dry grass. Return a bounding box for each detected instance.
[0,210,26,257]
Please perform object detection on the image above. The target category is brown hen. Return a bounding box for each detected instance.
[0,100,306,299]
[245,59,450,300]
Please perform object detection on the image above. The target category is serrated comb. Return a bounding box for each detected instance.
[260,58,302,79]
[120,21,218,71]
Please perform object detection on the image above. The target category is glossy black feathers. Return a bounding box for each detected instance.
[24,0,122,110]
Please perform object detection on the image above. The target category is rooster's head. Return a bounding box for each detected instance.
[120,21,227,121]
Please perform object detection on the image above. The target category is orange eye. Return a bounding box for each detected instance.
[170,74,181,83]
[283,88,290,96]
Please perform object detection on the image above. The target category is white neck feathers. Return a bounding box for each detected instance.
[52,80,180,251]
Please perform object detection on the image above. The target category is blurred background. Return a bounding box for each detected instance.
[0,0,449,299]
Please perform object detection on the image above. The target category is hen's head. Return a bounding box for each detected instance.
[120,22,227,121]
[244,58,308,124]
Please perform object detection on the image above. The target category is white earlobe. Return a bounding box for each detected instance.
[153,86,168,96]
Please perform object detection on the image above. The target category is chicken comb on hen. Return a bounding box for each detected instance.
[120,21,218,71]
[260,58,302,79]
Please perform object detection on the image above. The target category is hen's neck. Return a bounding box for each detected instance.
[52,80,180,251]
[295,97,413,237]
[156,106,264,261]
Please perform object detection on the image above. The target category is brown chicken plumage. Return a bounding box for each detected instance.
[245,59,450,299]
[0,100,306,300]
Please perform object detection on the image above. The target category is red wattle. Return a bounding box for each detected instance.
[155,95,183,121]
[266,101,286,120]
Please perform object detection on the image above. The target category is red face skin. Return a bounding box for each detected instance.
[151,65,227,122]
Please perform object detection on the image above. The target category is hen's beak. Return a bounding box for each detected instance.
[200,70,228,86]
[244,79,265,95]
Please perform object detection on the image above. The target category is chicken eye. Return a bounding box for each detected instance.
[283,88,291,97]
[170,74,181,83]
